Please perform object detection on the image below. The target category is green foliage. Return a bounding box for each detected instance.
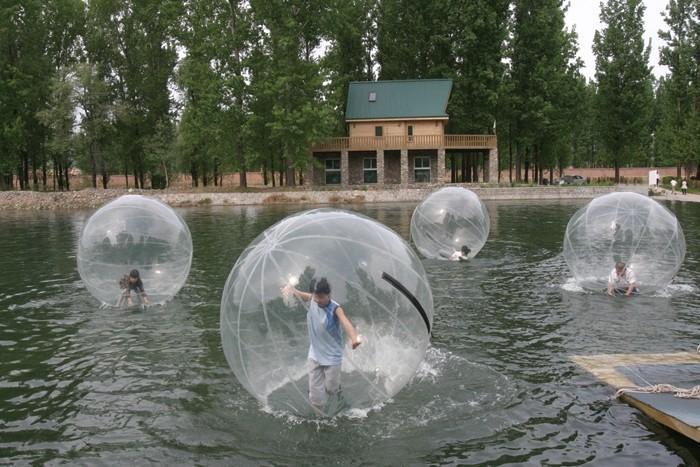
[593,0,654,180]
[655,0,700,173]
[505,0,585,182]
[5,0,695,191]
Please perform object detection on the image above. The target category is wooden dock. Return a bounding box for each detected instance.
[572,352,700,443]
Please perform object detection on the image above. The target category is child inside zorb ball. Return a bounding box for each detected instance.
[283,277,361,415]
[220,209,434,417]
[563,192,685,294]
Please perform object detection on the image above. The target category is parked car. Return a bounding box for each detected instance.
[559,175,587,185]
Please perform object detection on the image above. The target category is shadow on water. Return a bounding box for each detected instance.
[0,200,698,465]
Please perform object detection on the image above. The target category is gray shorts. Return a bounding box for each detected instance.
[308,358,341,408]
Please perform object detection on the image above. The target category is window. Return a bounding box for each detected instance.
[325,158,341,185]
[407,125,414,142]
[369,92,376,102]
[414,156,430,183]
[375,126,383,137]
[363,157,377,184]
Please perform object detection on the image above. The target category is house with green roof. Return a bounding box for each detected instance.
[309,79,498,186]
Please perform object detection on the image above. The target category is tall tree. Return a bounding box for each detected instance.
[657,0,699,178]
[593,0,654,182]
[509,0,583,183]
[248,0,333,186]
[177,0,251,188]
[36,67,76,190]
[323,0,377,133]
[376,0,453,80]
[447,0,510,135]
[88,0,181,189]
[0,1,50,190]
[74,62,114,188]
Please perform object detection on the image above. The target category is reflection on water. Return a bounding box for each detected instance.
[0,201,699,465]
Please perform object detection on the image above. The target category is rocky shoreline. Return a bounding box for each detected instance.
[0,185,648,211]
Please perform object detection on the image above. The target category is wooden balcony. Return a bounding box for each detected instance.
[311,134,497,152]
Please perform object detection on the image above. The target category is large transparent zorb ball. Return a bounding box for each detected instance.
[77,195,193,306]
[563,192,685,293]
[220,209,433,417]
[410,187,490,259]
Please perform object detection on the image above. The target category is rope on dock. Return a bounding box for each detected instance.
[616,384,700,399]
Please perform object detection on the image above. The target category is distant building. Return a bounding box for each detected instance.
[309,79,498,186]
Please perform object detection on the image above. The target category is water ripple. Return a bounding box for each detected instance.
[0,201,699,465]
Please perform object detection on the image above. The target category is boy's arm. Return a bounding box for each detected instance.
[283,285,312,302]
[335,307,361,349]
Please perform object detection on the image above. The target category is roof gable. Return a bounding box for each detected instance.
[345,79,452,121]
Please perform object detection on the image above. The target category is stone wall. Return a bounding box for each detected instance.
[1,185,648,210]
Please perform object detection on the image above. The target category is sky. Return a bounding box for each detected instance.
[565,0,669,80]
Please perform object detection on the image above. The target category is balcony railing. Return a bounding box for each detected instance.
[311,134,497,152]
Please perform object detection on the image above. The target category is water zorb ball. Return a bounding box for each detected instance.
[410,187,490,260]
[220,208,433,417]
[77,195,193,306]
[563,192,685,293]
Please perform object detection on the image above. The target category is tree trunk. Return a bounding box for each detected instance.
[22,153,29,190]
[161,159,169,188]
[213,158,219,187]
[516,144,522,182]
[101,157,109,189]
[191,163,198,188]
[524,159,529,183]
[90,144,97,189]
[508,137,513,184]
[263,160,268,186]
[614,159,620,184]
[240,167,248,189]
[285,157,295,186]
[42,158,47,190]
[677,163,682,179]
[133,165,139,189]
[64,162,70,191]
[124,159,129,189]
[57,162,64,191]
[31,154,38,188]
[138,162,145,189]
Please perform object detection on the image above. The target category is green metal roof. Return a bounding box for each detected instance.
[345,79,452,121]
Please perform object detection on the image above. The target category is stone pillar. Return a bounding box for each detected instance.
[488,147,499,184]
[341,150,349,186]
[437,148,446,184]
[400,149,409,186]
[376,149,385,185]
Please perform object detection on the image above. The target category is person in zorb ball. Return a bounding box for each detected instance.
[410,187,490,261]
[220,209,434,417]
[563,192,685,295]
[77,195,193,307]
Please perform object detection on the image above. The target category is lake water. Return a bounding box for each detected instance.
[1,200,699,465]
